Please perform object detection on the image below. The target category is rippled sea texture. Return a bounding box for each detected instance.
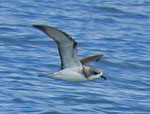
[0,0,150,114]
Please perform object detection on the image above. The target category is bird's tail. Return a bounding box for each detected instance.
[38,73,54,78]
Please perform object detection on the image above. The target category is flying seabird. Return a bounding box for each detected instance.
[33,24,106,82]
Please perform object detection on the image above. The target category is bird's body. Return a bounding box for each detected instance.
[39,66,104,82]
[33,24,106,82]
[43,67,86,82]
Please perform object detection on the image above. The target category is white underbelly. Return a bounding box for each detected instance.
[52,68,87,82]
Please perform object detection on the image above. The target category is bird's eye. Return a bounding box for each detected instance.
[93,72,99,75]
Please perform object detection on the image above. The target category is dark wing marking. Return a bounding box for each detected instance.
[33,24,82,69]
[80,54,103,66]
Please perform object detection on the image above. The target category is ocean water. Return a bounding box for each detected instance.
[0,0,150,114]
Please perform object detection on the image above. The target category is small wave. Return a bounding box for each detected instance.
[41,111,62,114]
[94,6,125,14]
[93,6,149,20]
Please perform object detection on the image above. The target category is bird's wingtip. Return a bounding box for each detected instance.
[32,24,47,32]
[32,24,42,28]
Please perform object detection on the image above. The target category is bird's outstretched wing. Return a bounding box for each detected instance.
[80,54,103,66]
[33,24,82,69]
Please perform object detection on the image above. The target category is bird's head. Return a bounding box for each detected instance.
[83,67,106,81]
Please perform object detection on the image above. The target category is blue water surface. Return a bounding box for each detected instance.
[0,0,150,114]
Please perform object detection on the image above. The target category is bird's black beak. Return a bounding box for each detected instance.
[101,75,107,80]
